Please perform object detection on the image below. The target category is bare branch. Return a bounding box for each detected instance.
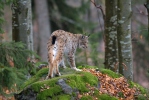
[90,0,105,20]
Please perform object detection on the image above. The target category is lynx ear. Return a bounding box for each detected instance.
[82,29,91,37]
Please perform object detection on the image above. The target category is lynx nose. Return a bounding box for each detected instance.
[83,45,87,49]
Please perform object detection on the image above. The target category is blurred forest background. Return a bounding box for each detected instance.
[0,0,149,98]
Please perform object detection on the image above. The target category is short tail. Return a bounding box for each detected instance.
[52,35,56,44]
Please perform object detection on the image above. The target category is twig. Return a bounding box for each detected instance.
[90,0,105,20]
[114,62,128,72]
[90,0,105,42]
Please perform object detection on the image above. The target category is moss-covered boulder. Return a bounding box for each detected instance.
[14,67,148,100]
[15,68,100,100]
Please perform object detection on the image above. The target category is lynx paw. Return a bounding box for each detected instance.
[62,65,67,69]
[72,67,82,71]
[45,75,53,80]
[55,72,61,77]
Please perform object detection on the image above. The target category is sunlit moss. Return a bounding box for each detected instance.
[52,94,71,100]
[36,86,62,100]
[128,81,147,94]
[80,95,93,100]
[21,68,48,89]
[100,68,122,78]
[97,94,118,100]
[137,94,147,100]
[78,65,98,69]
[66,71,98,93]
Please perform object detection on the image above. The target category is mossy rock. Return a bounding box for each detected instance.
[15,67,148,100]
[16,68,100,100]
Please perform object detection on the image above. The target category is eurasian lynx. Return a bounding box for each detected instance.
[46,30,89,79]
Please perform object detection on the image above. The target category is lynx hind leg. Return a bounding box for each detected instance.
[54,39,65,76]
[46,47,54,79]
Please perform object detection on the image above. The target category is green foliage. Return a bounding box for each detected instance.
[0,41,32,68]
[0,66,27,94]
[48,0,91,33]
[0,67,17,89]
[0,41,39,94]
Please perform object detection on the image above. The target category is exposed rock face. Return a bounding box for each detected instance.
[57,79,73,95]
[14,87,37,100]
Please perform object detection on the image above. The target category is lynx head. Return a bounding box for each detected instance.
[78,34,89,49]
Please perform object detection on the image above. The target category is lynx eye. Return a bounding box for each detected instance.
[82,36,85,39]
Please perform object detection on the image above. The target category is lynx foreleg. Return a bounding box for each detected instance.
[67,53,81,71]
[59,58,66,68]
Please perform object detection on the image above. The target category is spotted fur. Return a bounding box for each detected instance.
[46,30,88,79]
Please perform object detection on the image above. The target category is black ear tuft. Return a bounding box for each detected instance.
[88,34,90,37]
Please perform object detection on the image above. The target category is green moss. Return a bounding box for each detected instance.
[80,95,93,100]
[128,81,147,94]
[22,69,98,100]
[78,65,98,69]
[60,67,76,75]
[21,68,48,89]
[92,89,118,100]
[66,72,98,92]
[100,68,122,78]
[97,94,118,100]
[52,94,71,100]
[31,77,61,92]
[137,94,147,100]
[30,78,63,100]
[36,86,62,100]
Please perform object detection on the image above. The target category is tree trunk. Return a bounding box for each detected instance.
[26,0,34,51]
[144,0,149,43]
[105,0,118,71]
[12,2,19,42]
[12,0,34,51]
[117,0,133,80]
[34,0,51,62]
